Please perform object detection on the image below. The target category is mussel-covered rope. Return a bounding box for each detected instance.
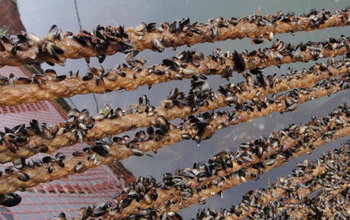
[1,74,349,195]
[0,8,349,66]
[0,56,349,164]
[193,143,350,219]
[0,36,349,106]
[287,186,350,219]
[64,104,350,219]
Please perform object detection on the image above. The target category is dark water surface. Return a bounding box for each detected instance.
[11,0,350,218]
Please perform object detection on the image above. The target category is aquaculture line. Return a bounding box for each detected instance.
[0,7,349,219]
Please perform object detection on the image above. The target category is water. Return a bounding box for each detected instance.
[7,0,350,218]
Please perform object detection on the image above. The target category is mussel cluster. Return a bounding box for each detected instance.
[49,104,350,219]
[0,7,349,66]
[0,6,349,220]
[0,36,350,106]
[194,143,350,219]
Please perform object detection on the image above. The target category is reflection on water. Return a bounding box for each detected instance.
[1,0,350,218]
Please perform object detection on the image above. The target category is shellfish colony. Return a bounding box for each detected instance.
[0,6,349,219]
